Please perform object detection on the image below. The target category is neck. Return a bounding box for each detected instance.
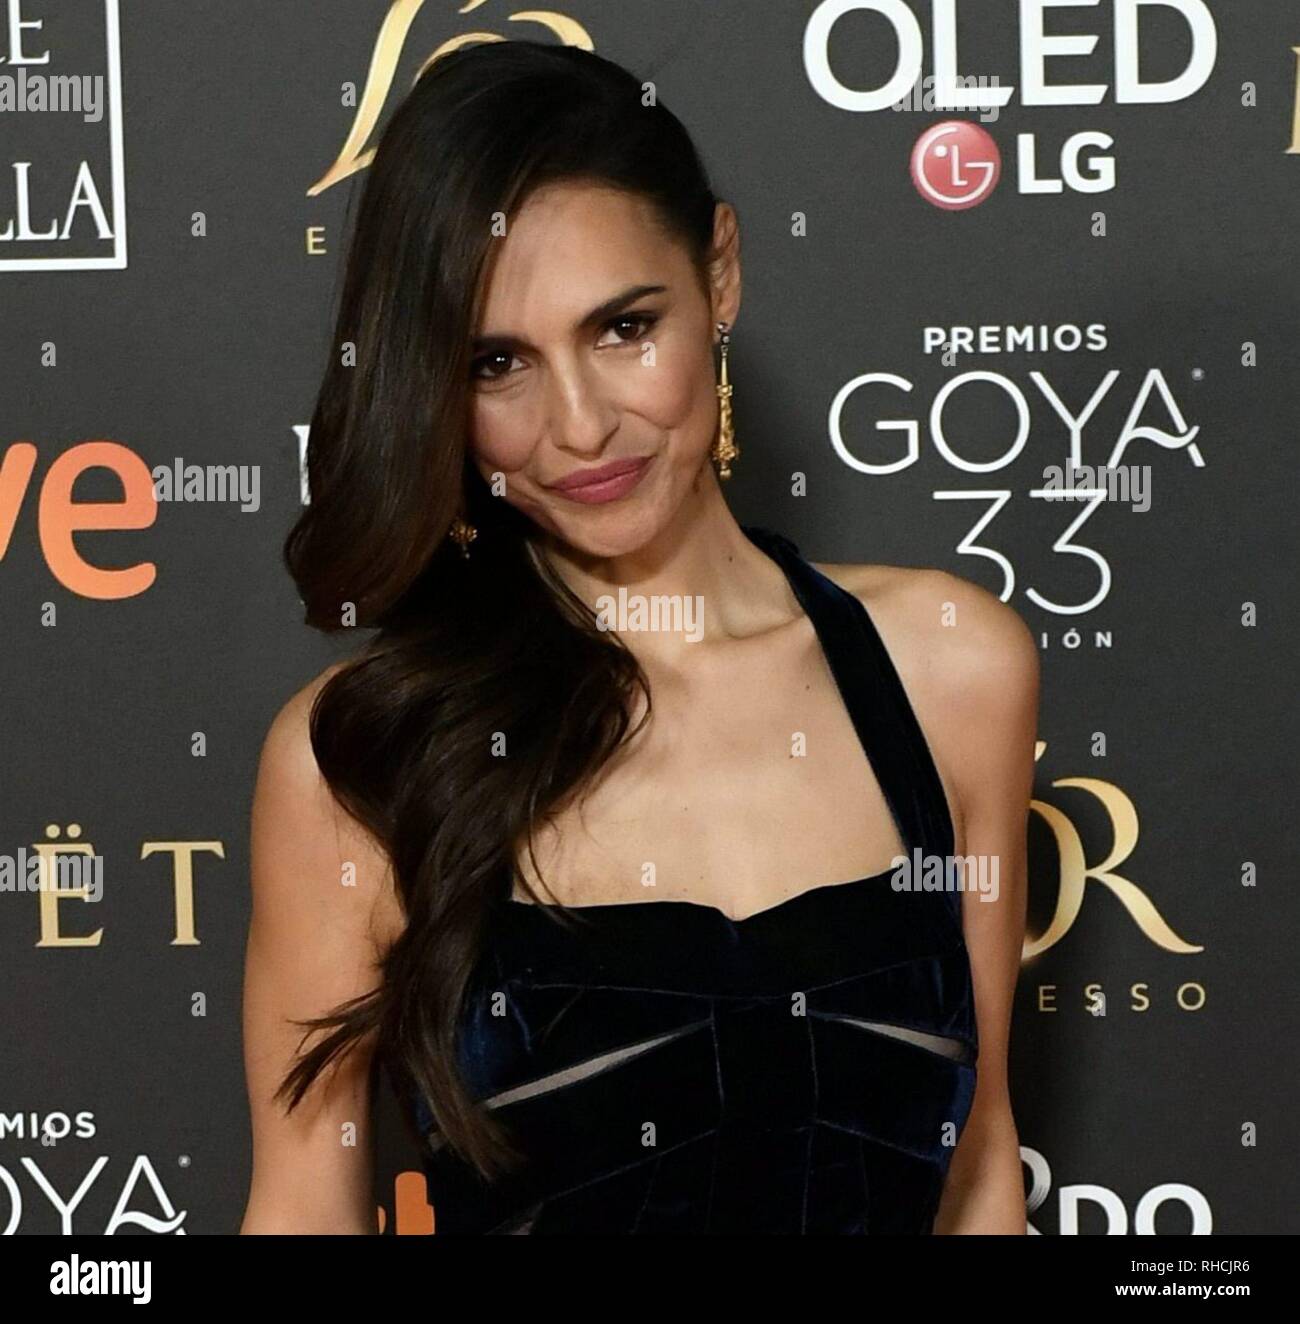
[530,465,798,651]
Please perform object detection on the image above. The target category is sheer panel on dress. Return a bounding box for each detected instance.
[819,1011,974,1065]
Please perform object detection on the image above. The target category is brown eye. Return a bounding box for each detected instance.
[603,312,659,344]
[471,351,517,381]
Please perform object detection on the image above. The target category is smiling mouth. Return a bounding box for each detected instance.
[545,456,653,504]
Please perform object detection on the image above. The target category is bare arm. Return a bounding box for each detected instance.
[917,572,1038,1234]
[240,666,407,1234]
[822,562,1038,1233]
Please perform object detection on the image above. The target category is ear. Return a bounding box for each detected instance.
[707,201,742,333]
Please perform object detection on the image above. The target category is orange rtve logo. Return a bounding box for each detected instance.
[0,440,157,598]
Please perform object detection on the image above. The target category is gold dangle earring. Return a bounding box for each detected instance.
[448,512,477,559]
[710,320,739,481]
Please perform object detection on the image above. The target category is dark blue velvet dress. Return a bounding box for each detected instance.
[407,525,978,1233]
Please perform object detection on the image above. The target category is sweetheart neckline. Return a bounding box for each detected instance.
[500,524,954,932]
[503,863,902,927]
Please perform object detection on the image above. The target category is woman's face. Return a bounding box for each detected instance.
[466,180,740,559]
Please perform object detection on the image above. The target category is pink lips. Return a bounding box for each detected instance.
[546,456,651,505]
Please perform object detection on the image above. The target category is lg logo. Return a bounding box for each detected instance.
[909,118,1119,209]
[804,0,1217,209]
[909,121,1000,211]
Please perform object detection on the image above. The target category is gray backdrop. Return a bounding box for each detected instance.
[0,0,1294,1234]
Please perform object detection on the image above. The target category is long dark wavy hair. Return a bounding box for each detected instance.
[274,40,722,1181]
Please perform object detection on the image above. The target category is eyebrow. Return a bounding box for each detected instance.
[471,283,668,355]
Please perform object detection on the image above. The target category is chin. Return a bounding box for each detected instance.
[534,495,678,562]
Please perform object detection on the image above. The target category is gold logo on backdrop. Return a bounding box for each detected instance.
[30,833,224,947]
[1026,742,1202,958]
[308,0,594,196]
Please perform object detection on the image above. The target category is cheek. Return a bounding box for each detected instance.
[637,341,711,432]
[469,397,536,477]
[467,337,712,481]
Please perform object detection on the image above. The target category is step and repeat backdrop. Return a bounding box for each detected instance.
[1,0,1294,1235]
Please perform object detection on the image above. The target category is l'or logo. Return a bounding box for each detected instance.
[1026,742,1202,958]
[308,0,594,197]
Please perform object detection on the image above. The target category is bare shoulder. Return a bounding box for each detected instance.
[255,661,356,854]
[811,559,1039,700]
[252,660,405,957]
[811,560,1040,840]
[258,661,348,786]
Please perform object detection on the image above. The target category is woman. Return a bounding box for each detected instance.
[240,40,1037,1235]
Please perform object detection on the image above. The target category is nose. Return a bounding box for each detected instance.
[545,355,618,458]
